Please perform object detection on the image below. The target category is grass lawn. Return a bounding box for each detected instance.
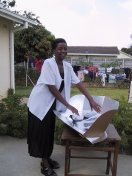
[72,87,129,100]
[15,86,33,97]
[15,86,129,101]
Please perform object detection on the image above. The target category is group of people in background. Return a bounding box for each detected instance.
[27,55,131,84]
[73,65,98,81]
[28,55,44,73]
[73,65,132,84]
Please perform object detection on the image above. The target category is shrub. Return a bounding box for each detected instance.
[112,96,132,154]
[7,88,14,95]
[55,118,64,144]
[0,95,28,138]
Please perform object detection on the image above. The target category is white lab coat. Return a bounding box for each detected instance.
[27,57,80,120]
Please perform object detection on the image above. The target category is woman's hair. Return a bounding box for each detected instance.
[52,38,67,50]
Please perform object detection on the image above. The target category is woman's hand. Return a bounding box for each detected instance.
[66,104,79,115]
[89,99,101,113]
[75,82,101,113]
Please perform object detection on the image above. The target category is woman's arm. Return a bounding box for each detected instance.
[76,82,101,112]
[47,85,79,115]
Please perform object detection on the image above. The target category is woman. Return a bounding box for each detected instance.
[27,38,101,176]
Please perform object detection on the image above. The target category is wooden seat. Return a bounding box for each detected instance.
[61,124,121,176]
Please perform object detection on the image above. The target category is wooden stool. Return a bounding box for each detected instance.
[61,124,121,176]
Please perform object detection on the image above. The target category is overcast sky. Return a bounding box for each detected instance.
[13,0,132,50]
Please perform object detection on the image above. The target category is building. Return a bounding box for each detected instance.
[0,3,37,99]
[117,51,132,68]
[66,46,132,68]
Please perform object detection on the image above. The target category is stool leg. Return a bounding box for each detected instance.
[67,147,71,173]
[65,141,70,176]
[106,151,111,175]
[112,141,120,176]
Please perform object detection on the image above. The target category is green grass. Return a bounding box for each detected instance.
[72,87,129,100]
[15,86,129,101]
[15,86,33,97]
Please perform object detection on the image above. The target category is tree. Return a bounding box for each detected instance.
[100,61,120,68]
[23,11,41,25]
[121,35,132,56]
[14,25,55,63]
[0,0,16,8]
[1,1,56,63]
[121,47,132,56]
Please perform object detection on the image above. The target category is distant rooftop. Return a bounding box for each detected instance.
[67,46,119,55]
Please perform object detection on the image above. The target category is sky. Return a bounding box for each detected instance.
[12,0,132,50]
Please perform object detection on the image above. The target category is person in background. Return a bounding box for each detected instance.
[73,65,81,75]
[28,54,35,68]
[35,55,44,73]
[27,38,101,176]
[88,66,97,81]
[124,67,131,79]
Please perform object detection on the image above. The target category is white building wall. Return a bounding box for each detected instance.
[0,17,11,99]
[67,54,117,67]
[67,52,132,68]
[117,51,132,68]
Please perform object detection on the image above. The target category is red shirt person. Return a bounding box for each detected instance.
[35,57,44,73]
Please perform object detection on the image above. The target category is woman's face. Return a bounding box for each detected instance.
[54,42,67,61]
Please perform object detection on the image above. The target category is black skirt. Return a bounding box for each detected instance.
[27,102,56,158]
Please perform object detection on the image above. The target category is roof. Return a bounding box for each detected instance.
[117,51,132,59]
[67,46,119,56]
[0,3,37,27]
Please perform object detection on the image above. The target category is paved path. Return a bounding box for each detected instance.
[0,136,132,176]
